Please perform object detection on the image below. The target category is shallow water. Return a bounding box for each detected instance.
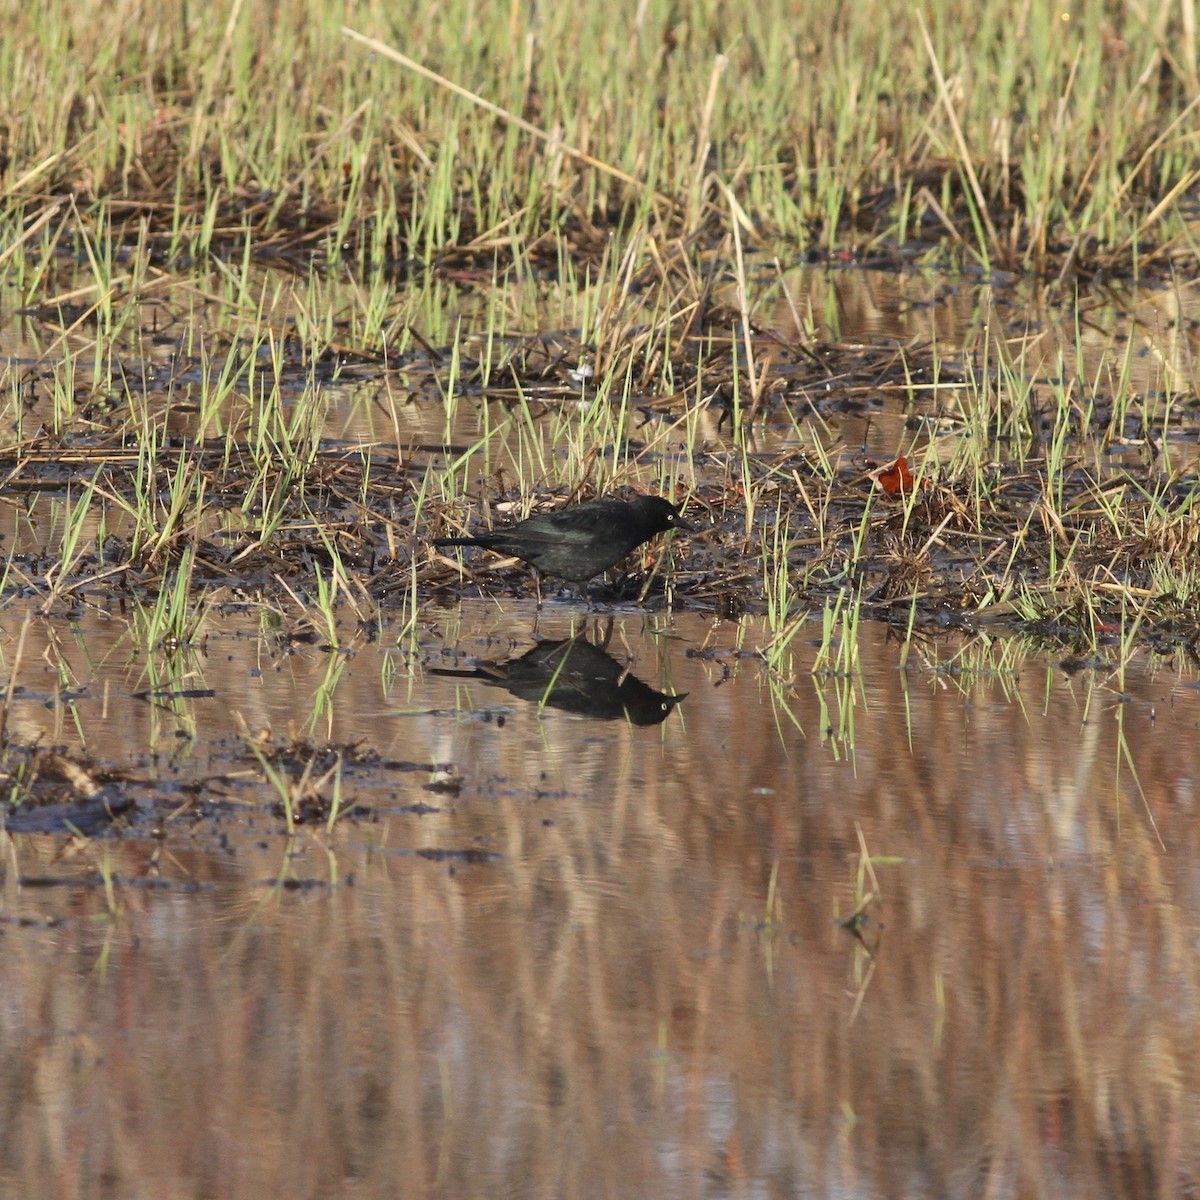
[1,603,1198,1197]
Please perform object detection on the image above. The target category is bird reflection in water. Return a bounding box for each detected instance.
[432,621,685,726]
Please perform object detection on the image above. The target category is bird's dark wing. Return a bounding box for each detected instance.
[531,503,631,540]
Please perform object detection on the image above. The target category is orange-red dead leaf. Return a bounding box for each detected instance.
[867,456,927,497]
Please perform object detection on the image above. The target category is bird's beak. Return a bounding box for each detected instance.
[673,514,697,533]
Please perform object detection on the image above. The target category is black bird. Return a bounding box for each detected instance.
[432,494,694,584]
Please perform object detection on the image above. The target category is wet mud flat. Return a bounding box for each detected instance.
[7,265,1200,652]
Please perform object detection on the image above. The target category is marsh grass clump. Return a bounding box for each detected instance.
[2,1,1198,281]
[2,2,1200,655]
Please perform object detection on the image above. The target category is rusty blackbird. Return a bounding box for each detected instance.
[432,494,693,583]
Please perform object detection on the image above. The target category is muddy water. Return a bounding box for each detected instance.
[1,604,1198,1197]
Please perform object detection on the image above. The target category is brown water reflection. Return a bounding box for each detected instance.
[1,607,1198,1197]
